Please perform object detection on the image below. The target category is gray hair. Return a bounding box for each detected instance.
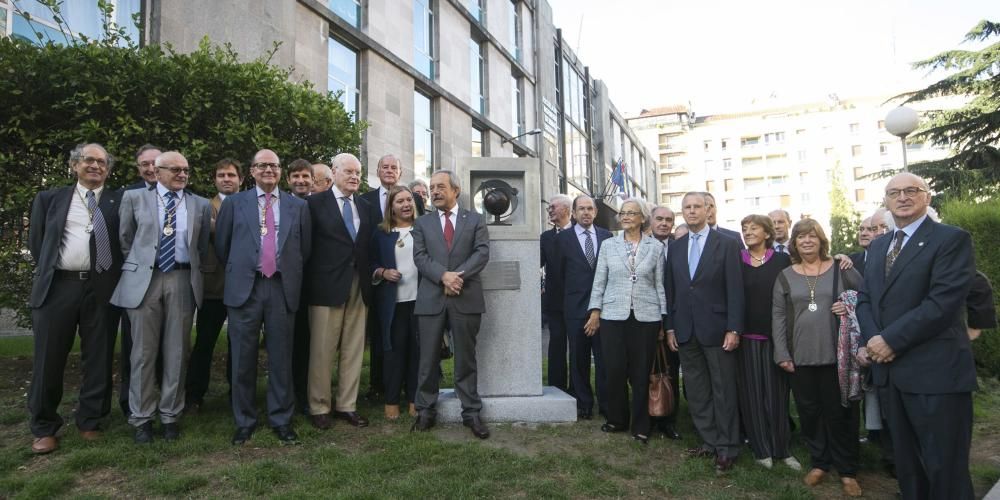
[332,152,361,171]
[768,209,791,222]
[872,207,896,231]
[432,170,461,191]
[619,197,651,231]
[651,205,675,218]
[312,163,332,180]
[69,143,115,170]
[408,178,428,190]
[548,194,572,209]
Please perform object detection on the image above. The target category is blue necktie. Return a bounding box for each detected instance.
[158,192,177,272]
[688,233,701,280]
[341,196,357,241]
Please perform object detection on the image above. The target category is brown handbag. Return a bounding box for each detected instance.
[648,340,675,417]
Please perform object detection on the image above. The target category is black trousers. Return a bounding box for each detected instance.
[599,312,658,437]
[291,294,311,412]
[788,364,859,477]
[29,276,114,437]
[367,307,384,395]
[117,311,132,416]
[565,316,607,415]
[382,301,419,405]
[736,339,791,460]
[543,310,569,392]
[885,372,973,500]
[185,298,231,405]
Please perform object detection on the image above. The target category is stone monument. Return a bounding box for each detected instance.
[435,157,577,423]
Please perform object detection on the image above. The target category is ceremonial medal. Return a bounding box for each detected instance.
[630,274,638,283]
[261,226,268,236]
[85,223,94,233]
[397,238,405,248]
[808,302,818,312]
[163,226,175,236]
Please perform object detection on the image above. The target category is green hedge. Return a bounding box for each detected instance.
[0,36,364,326]
[942,198,1000,378]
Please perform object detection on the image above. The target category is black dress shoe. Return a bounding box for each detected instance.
[658,424,682,440]
[231,426,254,445]
[332,411,369,428]
[463,416,490,439]
[273,425,298,444]
[162,422,180,441]
[411,413,436,432]
[601,423,626,433]
[632,434,649,445]
[134,422,154,444]
[577,409,593,420]
[715,455,736,472]
[185,401,202,415]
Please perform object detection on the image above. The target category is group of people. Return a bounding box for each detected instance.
[541,176,991,499]
[26,143,493,456]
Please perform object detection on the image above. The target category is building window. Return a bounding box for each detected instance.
[851,145,863,157]
[724,179,734,192]
[704,159,714,173]
[769,175,788,186]
[744,177,765,189]
[659,153,669,165]
[658,133,669,149]
[796,128,806,135]
[508,0,521,62]
[413,0,434,78]
[801,192,811,203]
[745,196,761,208]
[849,122,860,134]
[703,140,711,152]
[764,131,785,144]
[880,142,890,155]
[9,0,140,45]
[824,147,834,157]
[741,136,760,148]
[329,0,361,28]
[328,37,360,119]
[511,75,524,136]
[469,39,485,114]
[853,166,864,179]
[472,127,484,157]
[722,158,732,171]
[414,91,434,178]
[797,150,807,163]
[721,139,728,151]
[855,188,865,202]
[800,172,808,184]
[742,157,762,169]
[706,180,715,192]
[877,120,886,130]
[906,141,924,151]
[466,0,485,23]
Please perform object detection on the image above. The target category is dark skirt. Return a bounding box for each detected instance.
[736,338,791,460]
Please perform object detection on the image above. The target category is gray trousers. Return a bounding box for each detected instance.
[679,337,740,458]
[127,269,193,426]
[416,305,482,418]
[228,275,295,429]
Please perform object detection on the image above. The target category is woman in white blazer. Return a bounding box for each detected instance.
[585,198,667,444]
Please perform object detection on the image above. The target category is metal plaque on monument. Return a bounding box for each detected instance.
[434,158,577,423]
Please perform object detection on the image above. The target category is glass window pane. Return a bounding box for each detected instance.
[471,128,482,157]
[116,0,140,43]
[328,37,359,119]
[414,92,434,179]
[413,0,433,78]
[469,39,483,114]
[329,0,360,28]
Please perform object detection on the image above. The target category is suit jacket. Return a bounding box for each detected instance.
[304,189,374,306]
[28,185,124,308]
[215,189,311,311]
[555,224,613,320]
[111,187,211,309]
[967,271,997,330]
[411,207,490,315]
[849,250,867,276]
[588,235,667,322]
[360,187,385,225]
[540,227,562,313]
[715,226,744,247]
[202,194,226,300]
[370,229,413,350]
[125,180,153,191]
[665,229,745,346]
[857,217,977,394]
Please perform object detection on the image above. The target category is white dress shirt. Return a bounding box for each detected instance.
[255,186,280,246]
[332,184,361,231]
[574,223,598,255]
[157,183,190,263]
[886,214,927,254]
[689,224,711,263]
[394,226,418,302]
[378,185,390,217]
[57,183,103,271]
[438,203,459,231]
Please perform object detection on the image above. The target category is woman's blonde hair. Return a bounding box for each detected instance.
[378,185,415,233]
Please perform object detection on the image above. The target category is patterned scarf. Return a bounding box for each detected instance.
[836,290,863,407]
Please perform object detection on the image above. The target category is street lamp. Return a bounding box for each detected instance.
[501,128,542,146]
[885,106,919,172]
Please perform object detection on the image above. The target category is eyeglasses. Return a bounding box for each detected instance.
[158,166,190,175]
[80,156,108,167]
[885,187,927,199]
[252,162,281,171]
[619,211,642,218]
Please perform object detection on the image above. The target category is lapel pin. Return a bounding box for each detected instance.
[918,242,924,247]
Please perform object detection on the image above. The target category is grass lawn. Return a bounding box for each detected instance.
[0,333,998,499]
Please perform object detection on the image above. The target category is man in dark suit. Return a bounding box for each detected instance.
[360,154,401,400]
[540,194,572,394]
[284,158,314,414]
[305,153,374,429]
[111,151,211,444]
[703,192,743,245]
[554,195,612,420]
[216,149,311,445]
[185,158,243,413]
[27,143,123,454]
[411,170,491,438]
[768,209,792,254]
[287,159,314,198]
[848,216,876,275]
[857,173,977,499]
[650,205,682,440]
[665,191,744,472]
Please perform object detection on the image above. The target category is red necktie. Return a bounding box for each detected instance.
[443,210,454,250]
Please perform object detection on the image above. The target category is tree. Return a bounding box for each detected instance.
[0,30,364,326]
[898,20,1000,201]
[829,166,862,255]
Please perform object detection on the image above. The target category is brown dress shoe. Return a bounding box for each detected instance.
[384,405,400,421]
[332,411,369,428]
[79,430,102,441]
[31,436,58,454]
[841,477,862,497]
[311,413,333,430]
[803,468,826,486]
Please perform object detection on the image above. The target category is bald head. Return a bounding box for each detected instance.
[311,163,332,193]
[884,172,931,228]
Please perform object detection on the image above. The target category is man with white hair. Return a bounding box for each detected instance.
[540,194,573,394]
[311,164,332,193]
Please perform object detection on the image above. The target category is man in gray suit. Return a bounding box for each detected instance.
[411,170,491,438]
[111,151,211,444]
[215,149,311,445]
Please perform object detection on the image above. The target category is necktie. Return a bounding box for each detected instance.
[260,192,277,277]
[776,243,785,254]
[443,210,455,249]
[341,196,357,241]
[87,191,112,272]
[381,191,388,217]
[158,191,177,272]
[884,230,906,278]
[584,230,596,268]
[688,233,702,280]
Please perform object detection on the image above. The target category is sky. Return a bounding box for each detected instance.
[548,0,997,116]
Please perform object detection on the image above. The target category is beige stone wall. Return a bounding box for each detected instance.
[361,53,416,185]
